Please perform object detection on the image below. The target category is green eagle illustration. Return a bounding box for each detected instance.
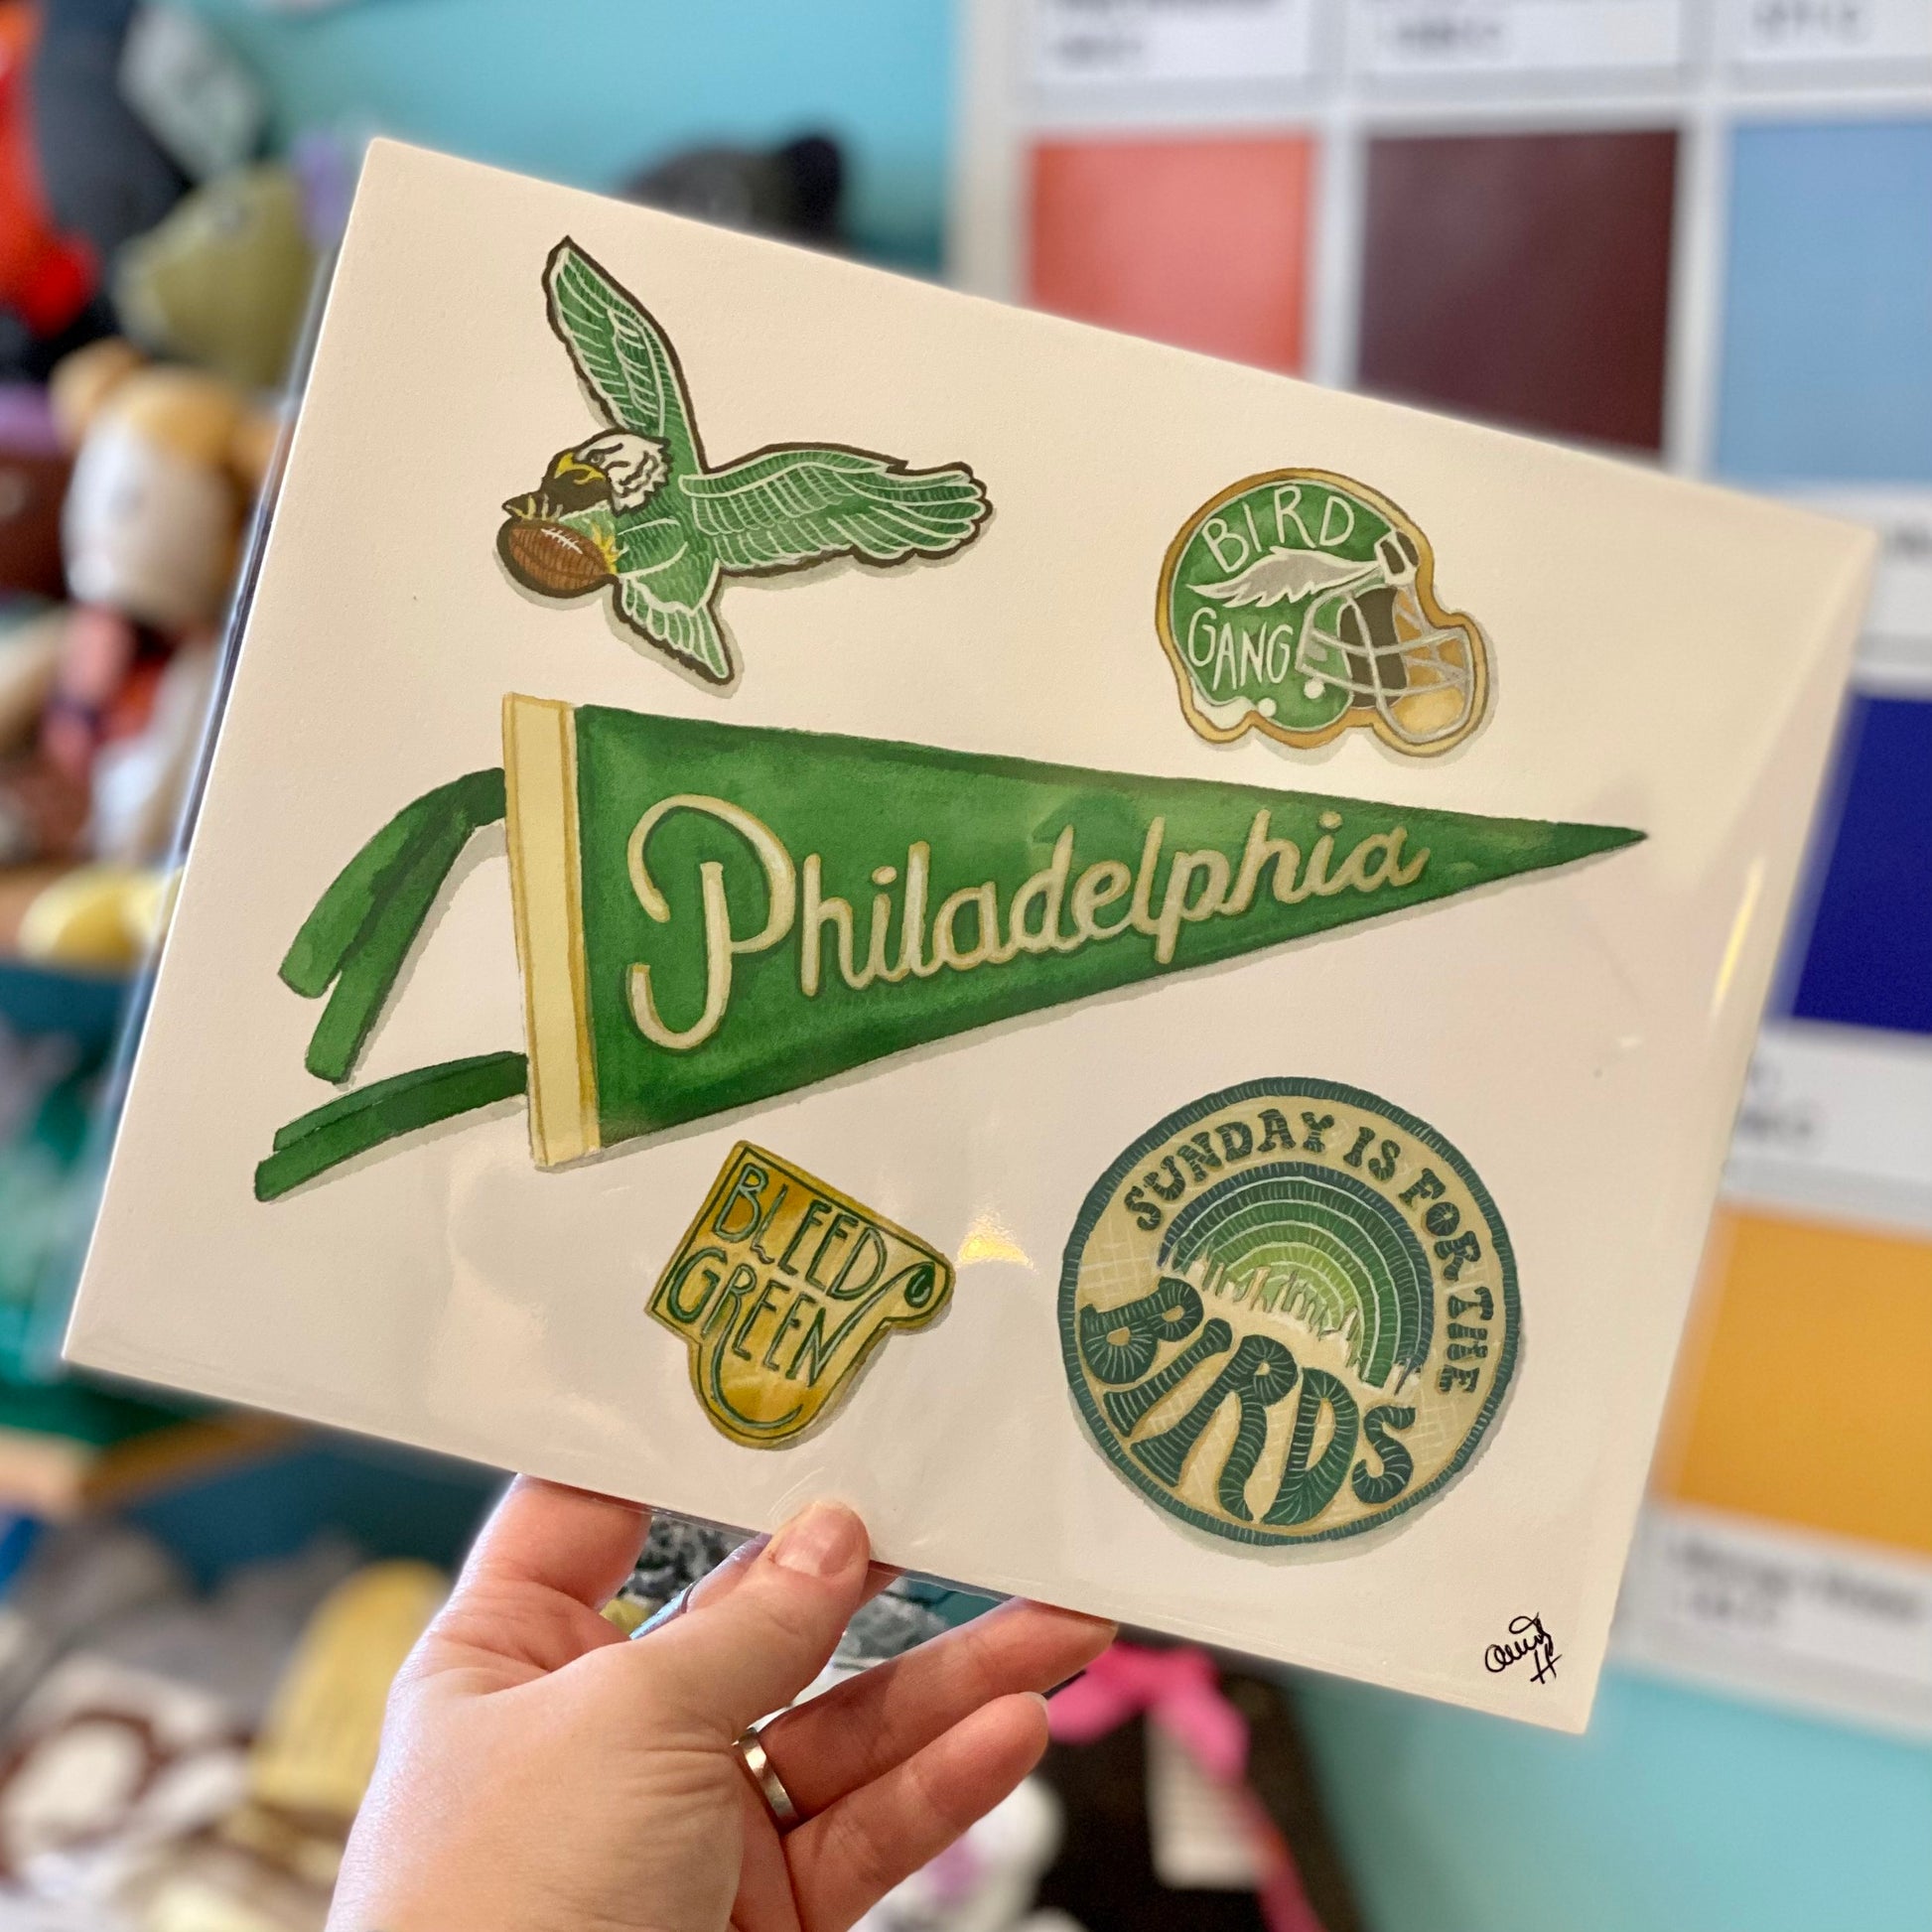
[496,238,991,684]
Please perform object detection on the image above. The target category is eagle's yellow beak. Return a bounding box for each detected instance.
[547,452,606,488]
[540,450,614,513]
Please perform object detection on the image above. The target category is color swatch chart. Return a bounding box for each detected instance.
[956,0,1932,1734]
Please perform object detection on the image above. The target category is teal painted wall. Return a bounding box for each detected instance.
[1299,1665,1932,1932]
[182,0,958,268]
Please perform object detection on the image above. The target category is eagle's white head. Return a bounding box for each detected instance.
[570,432,669,511]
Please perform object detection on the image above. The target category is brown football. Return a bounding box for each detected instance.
[497,518,612,598]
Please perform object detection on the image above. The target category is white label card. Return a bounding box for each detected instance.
[1146,1725,1262,1890]
[1728,0,1932,65]
[1031,0,1315,89]
[1351,0,1686,73]
[1725,1021,1932,1235]
[1617,1505,1932,1738]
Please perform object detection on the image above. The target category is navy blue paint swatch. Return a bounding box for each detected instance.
[1786,694,1932,1036]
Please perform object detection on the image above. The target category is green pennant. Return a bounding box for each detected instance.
[256,694,1641,1197]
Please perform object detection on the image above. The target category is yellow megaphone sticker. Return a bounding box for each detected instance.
[649,1143,953,1448]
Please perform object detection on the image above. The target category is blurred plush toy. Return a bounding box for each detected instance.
[624,133,846,248]
[116,160,317,390]
[17,858,173,967]
[0,1,110,379]
[0,337,271,880]
[44,336,272,861]
[28,0,188,270]
[52,334,270,621]
[114,1561,445,1930]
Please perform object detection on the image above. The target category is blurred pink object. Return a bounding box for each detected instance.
[1047,1641,1327,1932]
[1047,1640,1247,1782]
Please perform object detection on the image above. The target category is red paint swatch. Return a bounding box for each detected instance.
[1028,135,1313,374]
[1357,130,1678,452]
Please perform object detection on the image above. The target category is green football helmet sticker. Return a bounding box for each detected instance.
[1159,470,1489,757]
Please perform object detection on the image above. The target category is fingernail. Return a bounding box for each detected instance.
[630,1584,690,1639]
[683,1536,767,1610]
[767,1501,866,1579]
[630,1535,769,1638]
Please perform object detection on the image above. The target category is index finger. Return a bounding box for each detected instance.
[455,1475,652,1611]
[760,1597,1114,1816]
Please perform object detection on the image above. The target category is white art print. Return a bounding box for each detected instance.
[69,142,1871,1730]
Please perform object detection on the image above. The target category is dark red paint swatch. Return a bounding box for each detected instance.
[1357,130,1678,452]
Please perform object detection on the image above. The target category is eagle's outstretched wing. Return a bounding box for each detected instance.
[544,239,701,474]
[615,577,734,685]
[1195,548,1373,609]
[678,448,989,573]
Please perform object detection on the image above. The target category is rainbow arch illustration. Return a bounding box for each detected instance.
[1159,1163,1434,1392]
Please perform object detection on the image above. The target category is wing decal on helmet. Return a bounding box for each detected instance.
[1193,548,1376,609]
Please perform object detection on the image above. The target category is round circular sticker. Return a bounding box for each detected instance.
[1059,1079,1517,1546]
[1156,469,1488,758]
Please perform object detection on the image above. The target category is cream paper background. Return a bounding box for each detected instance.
[67,142,1871,1729]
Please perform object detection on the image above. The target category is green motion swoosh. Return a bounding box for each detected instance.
[256,694,1641,1197]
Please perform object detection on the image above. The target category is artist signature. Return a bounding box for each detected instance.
[1484,1612,1560,1685]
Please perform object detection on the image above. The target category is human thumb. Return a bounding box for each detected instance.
[638,1500,871,1737]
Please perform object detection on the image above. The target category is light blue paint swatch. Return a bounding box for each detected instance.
[1718,119,1932,483]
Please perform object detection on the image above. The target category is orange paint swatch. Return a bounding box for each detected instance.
[1028,135,1313,374]
[1656,1207,1932,1559]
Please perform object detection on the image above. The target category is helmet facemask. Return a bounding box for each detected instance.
[1294,529,1480,751]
